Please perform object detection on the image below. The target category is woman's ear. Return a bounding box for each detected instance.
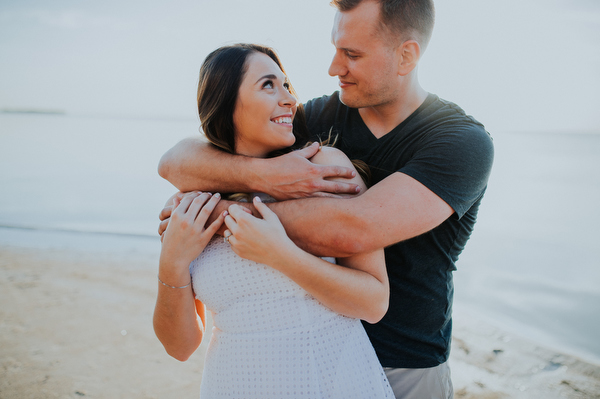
[397,40,421,76]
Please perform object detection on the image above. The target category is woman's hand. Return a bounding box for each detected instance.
[224,196,389,323]
[223,196,296,266]
[155,191,221,362]
[160,192,226,271]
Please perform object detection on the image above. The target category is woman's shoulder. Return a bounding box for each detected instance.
[309,146,369,192]
[309,146,352,167]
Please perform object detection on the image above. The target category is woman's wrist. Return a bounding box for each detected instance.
[157,272,192,289]
[158,257,193,286]
[157,275,191,289]
[268,239,304,272]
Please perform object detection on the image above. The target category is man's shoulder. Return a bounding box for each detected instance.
[424,94,487,131]
[304,92,351,141]
[304,92,343,121]
[414,94,492,145]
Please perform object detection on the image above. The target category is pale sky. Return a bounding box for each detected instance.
[1,0,599,134]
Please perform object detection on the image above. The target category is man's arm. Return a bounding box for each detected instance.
[159,169,453,254]
[158,137,361,199]
[218,148,390,322]
[269,172,454,257]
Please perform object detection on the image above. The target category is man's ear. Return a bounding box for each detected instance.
[397,40,421,76]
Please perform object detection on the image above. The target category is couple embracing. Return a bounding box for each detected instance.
[153,1,494,398]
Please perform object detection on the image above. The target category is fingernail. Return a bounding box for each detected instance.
[254,196,262,203]
[214,193,220,198]
[223,211,228,217]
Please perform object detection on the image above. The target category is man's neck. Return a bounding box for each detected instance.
[358,85,428,139]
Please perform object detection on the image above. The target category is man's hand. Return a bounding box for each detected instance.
[258,143,361,200]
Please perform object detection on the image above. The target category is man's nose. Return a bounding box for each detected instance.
[328,51,345,77]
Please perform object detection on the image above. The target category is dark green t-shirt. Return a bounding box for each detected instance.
[304,92,494,368]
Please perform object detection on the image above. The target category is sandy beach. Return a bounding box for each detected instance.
[1,245,599,399]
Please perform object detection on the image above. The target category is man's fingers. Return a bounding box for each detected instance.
[307,192,346,198]
[319,164,356,179]
[295,142,321,159]
[319,180,361,195]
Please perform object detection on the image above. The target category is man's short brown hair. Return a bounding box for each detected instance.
[330,0,435,49]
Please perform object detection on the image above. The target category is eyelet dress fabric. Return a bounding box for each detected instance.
[189,237,393,398]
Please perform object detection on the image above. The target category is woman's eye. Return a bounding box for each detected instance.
[263,80,274,89]
[283,82,291,92]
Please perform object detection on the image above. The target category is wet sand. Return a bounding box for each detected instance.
[1,245,599,398]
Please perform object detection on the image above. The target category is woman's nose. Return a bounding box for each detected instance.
[279,88,297,107]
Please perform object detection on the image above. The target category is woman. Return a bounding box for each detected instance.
[153,44,393,398]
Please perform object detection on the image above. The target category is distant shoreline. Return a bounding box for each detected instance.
[0,224,155,240]
[1,108,65,115]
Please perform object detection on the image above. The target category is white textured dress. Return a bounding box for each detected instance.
[189,237,393,398]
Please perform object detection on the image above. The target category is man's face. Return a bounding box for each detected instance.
[328,1,401,109]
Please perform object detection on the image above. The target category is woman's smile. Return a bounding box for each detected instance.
[233,52,298,158]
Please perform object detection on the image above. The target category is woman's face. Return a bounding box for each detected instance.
[232,52,298,158]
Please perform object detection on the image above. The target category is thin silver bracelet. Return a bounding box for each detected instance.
[158,275,191,289]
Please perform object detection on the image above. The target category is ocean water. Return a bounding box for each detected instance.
[454,130,600,365]
[0,112,193,237]
[1,113,599,365]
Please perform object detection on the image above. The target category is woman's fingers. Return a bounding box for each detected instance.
[252,196,276,221]
[223,213,238,234]
[226,234,238,248]
[158,204,173,222]
[204,210,227,238]
[227,203,253,221]
[173,192,201,215]
[196,193,220,220]
[184,192,212,220]
[158,218,169,237]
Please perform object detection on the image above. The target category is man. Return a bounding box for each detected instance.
[158,0,494,397]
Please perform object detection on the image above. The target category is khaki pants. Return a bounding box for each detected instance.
[384,362,453,399]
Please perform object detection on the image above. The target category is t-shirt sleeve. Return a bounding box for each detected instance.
[400,125,494,219]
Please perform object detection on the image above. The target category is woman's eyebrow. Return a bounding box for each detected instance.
[255,73,286,85]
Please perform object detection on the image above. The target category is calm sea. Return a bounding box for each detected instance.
[1,113,599,365]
